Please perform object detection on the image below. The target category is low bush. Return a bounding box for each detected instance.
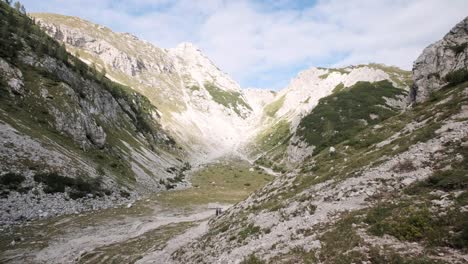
[391,159,416,173]
[0,172,25,188]
[445,69,468,86]
[34,172,74,193]
[366,204,441,243]
[34,172,106,198]
[240,254,265,264]
[238,224,261,241]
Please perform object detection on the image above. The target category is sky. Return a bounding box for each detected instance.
[21,0,468,90]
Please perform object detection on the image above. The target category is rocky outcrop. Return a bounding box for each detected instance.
[411,16,468,103]
[0,58,25,95]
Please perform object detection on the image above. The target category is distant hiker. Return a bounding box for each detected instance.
[215,208,222,216]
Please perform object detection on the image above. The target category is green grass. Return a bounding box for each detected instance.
[255,119,291,153]
[297,80,406,155]
[238,223,261,241]
[240,254,266,264]
[318,213,365,263]
[365,203,436,242]
[204,82,252,116]
[263,95,285,117]
[332,82,345,93]
[156,160,273,208]
[319,73,329,79]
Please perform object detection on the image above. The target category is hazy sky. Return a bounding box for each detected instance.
[21,0,468,89]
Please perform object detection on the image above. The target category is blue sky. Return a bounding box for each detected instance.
[21,0,468,90]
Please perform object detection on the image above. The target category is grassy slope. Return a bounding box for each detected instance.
[204,82,252,116]
[263,95,286,117]
[297,80,407,155]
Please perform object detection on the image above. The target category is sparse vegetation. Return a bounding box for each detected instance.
[263,95,285,117]
[391,159,416,173]
[238,223,261,241]
[366,204,436,242]
[33,172,107,198]
[448,43,467,54]
[445,69,468,86]
[156,160,273,207]
[204,82,252,116]
[240,254,266,264]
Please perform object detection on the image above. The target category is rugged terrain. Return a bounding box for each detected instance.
[0,2,467,263]
[172,17,468,263]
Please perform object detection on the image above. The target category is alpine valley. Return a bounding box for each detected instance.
[0,2,467,263]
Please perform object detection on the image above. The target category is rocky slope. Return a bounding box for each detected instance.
[0,3,188,225]
[172,18,468,264]
[411,16,468,103]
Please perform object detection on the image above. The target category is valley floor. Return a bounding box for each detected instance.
[0,159,274,264]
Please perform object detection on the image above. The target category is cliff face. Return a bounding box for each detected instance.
[411,16,468,103]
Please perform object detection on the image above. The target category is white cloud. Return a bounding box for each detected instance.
[22,0,468,89]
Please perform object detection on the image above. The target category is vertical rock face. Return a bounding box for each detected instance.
[411,16,468,103]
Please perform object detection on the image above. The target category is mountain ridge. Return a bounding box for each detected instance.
[32,12,412,165]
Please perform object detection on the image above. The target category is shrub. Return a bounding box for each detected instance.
[445,69,468,86]
[240,254,265,264]
[449,43,467,54]
[391,159,416,173]
[413,169,468,192]
[34,172,74,193]
[366,204,435,242]
[0,172,25,188]
[453,224,468,249]
[34,172,106,198]
[238,224,261,241]
[120,190,131,198]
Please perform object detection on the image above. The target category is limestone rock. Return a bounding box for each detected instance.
[411,16,468,103]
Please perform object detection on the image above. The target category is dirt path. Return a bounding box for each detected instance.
[1,202,231,264]
[136,217,211,263]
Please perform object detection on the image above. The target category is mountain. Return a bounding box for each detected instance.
[0,3,188,224]
[172,17,468,263]
[249,64,411,171]
[32,13,255,162]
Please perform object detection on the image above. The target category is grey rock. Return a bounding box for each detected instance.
[411,16,468,103]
